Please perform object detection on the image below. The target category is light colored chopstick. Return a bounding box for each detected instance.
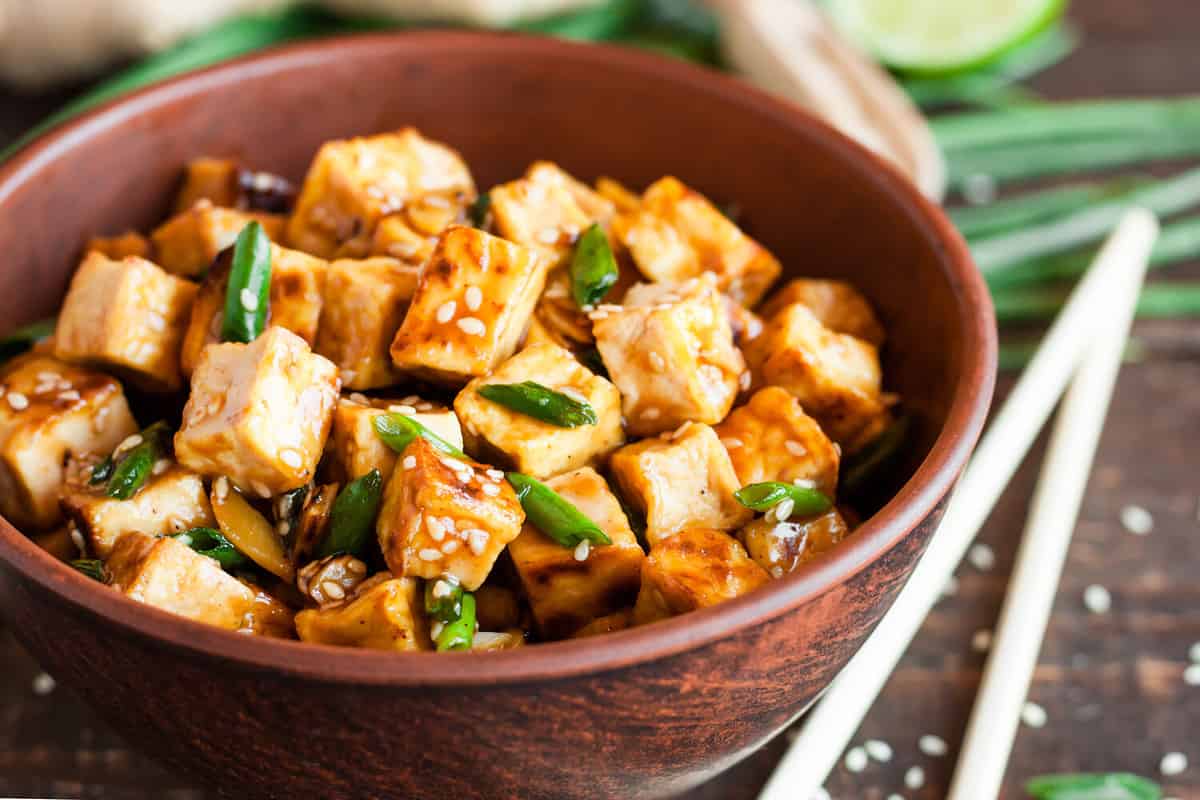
[756,209,1160,800]
[947,212,1157,798]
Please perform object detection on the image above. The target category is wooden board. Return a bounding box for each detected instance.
[1,2,1198,797]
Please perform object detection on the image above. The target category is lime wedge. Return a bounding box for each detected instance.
[827,0,1067,75]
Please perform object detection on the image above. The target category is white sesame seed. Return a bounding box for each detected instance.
[971,628,992,653]
[276,520,289,536]
[322,581,345,601]
[1084,584,1112,614]
[279,448,302,469]
[214,476,230,502]
[442,517,458,533]
[147,312,166,332]
[843,746,868,773]
[416,402,433,411]
[783,440,807,459]
[464,285,483,311]
[1189,642,1200,663]
[967,543,995,571]
[904,766,925,790]
[482,483,500,496]
[389,404,417,416]
[31,672,56,696]
[1160,752,1188,776]
[441,539,460,553]
[402,455,417,470]
[349,392,370,405]
[864,739,892,762]
[721,437,744,449]
[486,469,505,481]
[1020,701,1047,728]
[69,527,85,555]
[943,574,959,597]
[745,317,764,340]
[641,407,661,421]
[432,580,452,598]
[574,540,591,562]
[1120,504,1154,535]
[537,227,560,244]
[559,386,588,405]
[151,458,170,476]
[426,516,446,541]
[252,481,272,499]
[59,389,80,402]
[436,301,457,323]
[418,548,443,561]
[116,434,142,453]
[457,317,486,336]
[919,734,948,756]
[239,288,259,312]
[467,529,490,555]
[774,497,795,522]
[1183,664,1200,686]
[792,478,818,489]
[648,351,666,372]
[430,621,444,640]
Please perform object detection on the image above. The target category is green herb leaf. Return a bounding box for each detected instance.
[70,559,106,582]
[569,223,619,308]
[221,221,272,343]
[507,472,611,548]
[477,381,598,428]
[469,193,492,228]
[0,317,55,364]
[318,469,384,558]
[734,482,832,517]
[373,413,466,459]
[424,576,465,625]
[171,527,249,570]
[88,455,114,486]
[436,592,477,652]
[105,422,170,500]
[1025,772,1162,800]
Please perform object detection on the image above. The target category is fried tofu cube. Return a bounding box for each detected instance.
[173,158,297,215]
[287,128,476,258]
[715,387,840,496]
[594,177,641,213]
[738,508,850,578]
[492,162,616,264]
[390,225,549,385]
[151,200,286,278]
[314,257,419,389]
[593,275,745,437]
[375,437,524,590]
[454,343,624,479]
[175,327,340,496]
[756,278,885,347]
[633,528,770,624]
[326,394,462,484]
[180,243,328,377]
[508,467,644,638]
[62,464,215,557]
[743,303,885,445]
[0,355,137,529]
[85,231,151,260]
[572,608,635,638]
[368,213,438,267]
[54,253,197,392]
[295,575,430,651]
[105,533,294,636]
[612,177,782,306]
[610,423,751,547]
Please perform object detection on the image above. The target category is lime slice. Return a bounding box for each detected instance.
[826,0,1067,75]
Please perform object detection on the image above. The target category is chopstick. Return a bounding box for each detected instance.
[756,209,1160,800]
[947,212,1157,797]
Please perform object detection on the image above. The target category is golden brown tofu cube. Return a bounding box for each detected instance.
[572,608,635,638]
[612,177,781,306]
[471,630,527,651]
[105,533,294,636]
[295,575,430,651]
[390,225,549,385]
[633,528,770,624]
[738,508,850,578]
[85,231,151,260]
[287,128,475,258]
[491,161,616,265]
[326,394,462,485]
[594,177,641,213]
[0,355,137,529]
[175,327,340,497]
[314,257,418,389]
[174,157,241,211]
[592,275,746,437]
[743,303,885,445]
[610,423,751,548]
[375,437,524,591]
[715,386,840,496]
[180,243,328,377]
[54,253,197,392]
[454,343,624,479]
[62,464,215,557]
[508,467,644,638]
[368,213,438,267]
[757,278,886,347]
[151,200,286,278]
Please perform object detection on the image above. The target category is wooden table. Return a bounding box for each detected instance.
[2,2,1197,797]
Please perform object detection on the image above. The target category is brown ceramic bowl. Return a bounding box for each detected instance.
[0,31,994,800]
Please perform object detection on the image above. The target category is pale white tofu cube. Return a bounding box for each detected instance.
[326,394,461,484]
[491,161,616,266]
[757,278,886,347]
[295,575,430,651]
[151,200,286,277]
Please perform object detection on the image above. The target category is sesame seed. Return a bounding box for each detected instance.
[1183,664,1200,686]
[239,288,259,312]
[349,392,370,405]
[919,734,948,756]
[31,672,56,696]
[792,478,818,489]
[214,476,230,502]
[436,301,457,323]
[147,312,166,332]
[69,527,85,555]
[721,437,744,449]
[402,455,417,470]
[648,352,666,372]
[971,628,993,653]
[441,517,457,533]
[416,402,433,411]
[426,518,446,542]
[117,434,143,453]
[745,318,764,340]
[774,497,795,522]
[276,520,289,536]
[843,746,868,773]
[537,227,560,244]
[1084,584,1112,614]
[641,407,661,421]
[1160,752,1188,776]
[151,459,170,476]
[904,766,925,790]
[9,390,34,409]
[465,285,483,311]
[589,311,609,321]
[322,581,345,601]
[785,440,808,457]
[252,481,272,499]
[1120,504,1154,535]
[482,483,500,496]
[597,303,623,313]
[389,404,417,416]
[1020,701,1047,728]
[430,621,444,639]
[418,548,442,561]
[559,386,588,405]
[279,449,302,469]
[574,540,591,561]
[59,389,80,402]
[441,539,460,553]
[486,469,505,481]
[467,529,490,555]
[967,543,995,571]
[433,580,452,598]
[864,739,892,762]
[424,195,451,209]
[457,317,486,336]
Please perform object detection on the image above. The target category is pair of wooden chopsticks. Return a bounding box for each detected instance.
[758,209,1160,800]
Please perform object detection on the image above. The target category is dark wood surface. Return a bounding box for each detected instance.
[1,2,1197,798]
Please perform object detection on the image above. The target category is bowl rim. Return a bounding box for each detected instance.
[0,29,996,687]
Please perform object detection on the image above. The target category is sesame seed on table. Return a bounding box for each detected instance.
[1,2,1200,799]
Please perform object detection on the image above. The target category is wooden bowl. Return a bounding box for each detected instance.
[0,32,995,799]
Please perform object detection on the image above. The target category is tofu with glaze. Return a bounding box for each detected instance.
[609,422,751,548]
[612,176,782,306]
[286,128,476,258]
[175,326,340,497]
[592,275,745,437]
[454,342,624,479]
[326,394,462,485]
[0,355,137,529]
[314,257,419,389]
[738,508,849,578]
[150,200,286,278]
[295,575,430,651]
[54,253,197,392]
[632,528,770,624]
[105,533,294,637]
[756,278,886,347]
[742,303,885,445]
[491,161,616,266]
[390,225,549,386]
[85,231,151,260]
[375,437,524,591]
[714,386,840,496]
[507,467,644,638]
